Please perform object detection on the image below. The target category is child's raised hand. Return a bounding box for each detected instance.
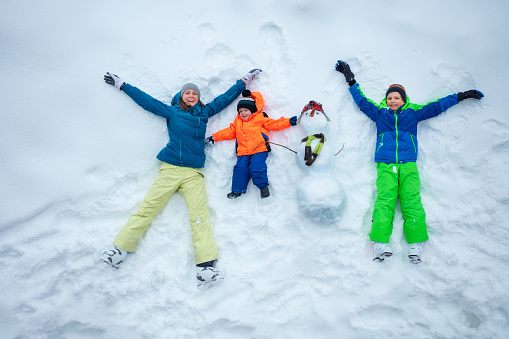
[242,69,262,84]
[335,60,355,85]
[458,90,484,101]
[289,116,298,126]
[335,60,348,73]
[205,136,215,145]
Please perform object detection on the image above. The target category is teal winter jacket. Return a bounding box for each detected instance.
[349,83,459,164]
[123,79,245,168]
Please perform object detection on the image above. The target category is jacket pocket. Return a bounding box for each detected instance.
[261,132,271,152]
[376,133,385,153]
[409,134,417,153]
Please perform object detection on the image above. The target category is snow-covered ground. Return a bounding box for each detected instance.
[1,1,508,338]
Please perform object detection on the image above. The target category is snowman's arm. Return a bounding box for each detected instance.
[348,83,381,122]
[262,116,292,131]
[212,122,237,141]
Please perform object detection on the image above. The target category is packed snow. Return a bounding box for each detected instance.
[1,1,508,338]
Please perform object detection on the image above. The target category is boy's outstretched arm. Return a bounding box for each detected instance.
[335,60,380,122]
[415,89,484,121]
[335,60,357,87]
[262,116,297,131]
[211,123,237,142]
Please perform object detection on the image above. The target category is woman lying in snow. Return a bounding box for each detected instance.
[101,69,261,287]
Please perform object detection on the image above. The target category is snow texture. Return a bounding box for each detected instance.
[1,1,508,338]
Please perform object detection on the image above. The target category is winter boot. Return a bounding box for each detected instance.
[408,242,423,264]
[196,266,223,288]
[372,242,393,262]
[227,192,244,199]
[260,185,270,199]
[101,246,128,268]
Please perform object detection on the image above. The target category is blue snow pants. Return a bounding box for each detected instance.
[232,152,269,193]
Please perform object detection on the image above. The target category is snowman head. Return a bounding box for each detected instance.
[297,100,331,136]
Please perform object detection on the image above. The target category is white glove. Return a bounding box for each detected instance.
[242,69,262,84]
[104,72,125,90]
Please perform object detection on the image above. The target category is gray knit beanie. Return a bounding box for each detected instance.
[180,83,201,99]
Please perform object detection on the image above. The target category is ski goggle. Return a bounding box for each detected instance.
[297,100,330,124]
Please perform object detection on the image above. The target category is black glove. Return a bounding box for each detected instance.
[457,90,484,101]
[104,72,125,90]
[335,60,356,86]
[205,136,214,145]
[289,116,298,126]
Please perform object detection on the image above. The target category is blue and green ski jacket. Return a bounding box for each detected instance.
[349,83,459,164]
[123,79,245,168]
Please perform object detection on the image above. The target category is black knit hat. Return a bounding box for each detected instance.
[386,84,406,102]
[237,90,257,113]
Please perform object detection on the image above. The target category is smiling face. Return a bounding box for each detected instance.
[181,89,199,107]
[238,107,253,121]
[386,92,405,111]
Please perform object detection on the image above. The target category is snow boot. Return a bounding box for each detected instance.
[408,242,423,264]
[227,192,244,199]
[372,242,393,262]
[196,266,223,288]
[260,185,270,199]
[101,246,128,268]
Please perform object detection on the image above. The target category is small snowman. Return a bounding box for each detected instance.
[295,100,347,223]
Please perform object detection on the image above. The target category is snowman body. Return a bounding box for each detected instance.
[296,109,346,223]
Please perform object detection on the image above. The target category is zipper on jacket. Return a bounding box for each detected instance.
[376,133,385,153]
[395,114,399,163]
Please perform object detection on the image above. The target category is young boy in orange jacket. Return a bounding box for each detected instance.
[206,90,297,199]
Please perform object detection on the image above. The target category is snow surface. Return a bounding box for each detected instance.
[1,1,509,338]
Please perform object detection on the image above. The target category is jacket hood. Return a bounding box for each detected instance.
[171,92,181,106]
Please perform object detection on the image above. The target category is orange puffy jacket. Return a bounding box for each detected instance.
[212,92,292,156]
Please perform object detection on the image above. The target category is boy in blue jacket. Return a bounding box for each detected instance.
[335,60,483,263]
[101,69,261,287]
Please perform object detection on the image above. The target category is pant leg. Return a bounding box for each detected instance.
[231,155,251,193]
[370,163,399,243]
[178,167,219,265]
[114,163,181,252]
[399,162,429,243]
[249,152,269,189]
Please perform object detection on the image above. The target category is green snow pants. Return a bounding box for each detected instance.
[370,162,429,244]
[113,162,219,265]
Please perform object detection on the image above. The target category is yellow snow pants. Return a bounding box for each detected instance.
[113,162,218,265]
